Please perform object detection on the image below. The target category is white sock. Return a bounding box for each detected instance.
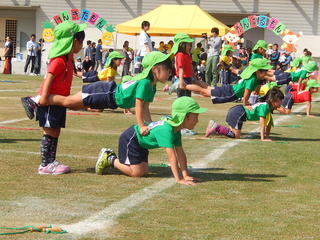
[31,95,41,104]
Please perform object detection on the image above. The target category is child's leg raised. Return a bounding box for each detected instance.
[47,91,85,109]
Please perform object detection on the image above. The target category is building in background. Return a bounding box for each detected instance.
[0,0,319,59]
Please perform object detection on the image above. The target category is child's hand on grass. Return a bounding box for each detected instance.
[178,179,197,186]
[184,175,199,182]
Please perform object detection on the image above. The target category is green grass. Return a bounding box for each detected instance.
[0,74,319,240]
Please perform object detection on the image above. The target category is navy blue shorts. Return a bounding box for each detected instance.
[37,105,66,128]
[282,92,294,109]
[118,126,149,165]
[177,77,192,97]
[211,85,237,103]
[276,72,291,85]
[82,81,118,109]
[226,105,247,130]
[82,71,99,83]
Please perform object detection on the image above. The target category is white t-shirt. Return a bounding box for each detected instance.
[138,30,152,57]
[26,40,39,56]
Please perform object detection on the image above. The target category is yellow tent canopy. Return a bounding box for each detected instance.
[116,4,230,37]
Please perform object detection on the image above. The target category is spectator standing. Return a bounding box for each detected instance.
[34,38,44,75]
[24,34,39,75]
[270,44,280,69]
[84,40,93,61]
[95,39,104,71]
[137,21,152,72]
[3,36,13,74]
[122,41,133,76]
[91,42,96,69]
[205,28,222,86]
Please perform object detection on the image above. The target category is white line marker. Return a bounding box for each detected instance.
[63,102,313,237]
[0,118,28,125]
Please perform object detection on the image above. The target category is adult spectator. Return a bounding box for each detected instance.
[137,21,152,72]
[82,55,93,72]
[24,34,38,75]
[84,40,93,61]
[34,38,44,75]
[95,39,104,70]
[91,42,96,69]
[205,27,222,86]
[3,36,13,74]
[122,41,134,76]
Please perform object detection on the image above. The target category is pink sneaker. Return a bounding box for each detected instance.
[38,161,71,175]
[205,120,218,137]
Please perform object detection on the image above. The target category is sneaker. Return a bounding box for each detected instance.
[168,78,179,95]
[21,97,38,120]
[205,120,218,137]
[95,148,117,175]
[181,129,198,136]
[38,160,71,175]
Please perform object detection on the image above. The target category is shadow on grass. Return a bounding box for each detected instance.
[0,138,39,143]
[82,167,284,182]
[246,134,320,142]
[292,112,320,117]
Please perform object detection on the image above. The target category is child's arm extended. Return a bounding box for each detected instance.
[243,88,252,106]
[165,148,196,185]
[174,146,198,182]
[143,102,152,123]
[39,73,55,106]
[135,98,149,135]
[259,117,272,141]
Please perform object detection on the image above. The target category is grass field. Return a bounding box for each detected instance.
[0,74,319,240]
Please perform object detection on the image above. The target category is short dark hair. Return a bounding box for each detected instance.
[74,31,85,42]
[178,42,188,54]
[87,40,91,45]
[31,34,36,38]
[211,27,219,34]
[273,43,278,47]
[141,21,150,29]
[265,87,284,108]
[196,42,202,48]
[98,39,102,43]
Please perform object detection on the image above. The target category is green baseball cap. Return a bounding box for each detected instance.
[221,44,235,57]
[290,57,302,67]
[105,51,125,67]
[302,61,318,73]
[306,79,320,91]
[252,40,268,51]
[240,58,272,79]
[170,33,194,55]
[122,51,171,82]
[48,21,87,59]
[165,97,207,127]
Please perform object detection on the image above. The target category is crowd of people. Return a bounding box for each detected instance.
[17,20,319,186]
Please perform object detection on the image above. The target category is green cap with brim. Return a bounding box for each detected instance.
[165,96,207,127]
[122,51,171,82]
[105,51,125,68]
[240,58,272,79]
[170,33,194,55]
[302,61,318,73]
[48,21,87,59]
[252,40,268,51]
[221,44,235,57]
[306,79,320,91]
[290,57,302,67]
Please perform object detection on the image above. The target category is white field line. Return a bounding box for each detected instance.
[62,101,313,237]
[0,118,28,125]
[0,149,96,160]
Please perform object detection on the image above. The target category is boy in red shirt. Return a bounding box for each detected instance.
[21,21,86,174]
[280,79,319,117]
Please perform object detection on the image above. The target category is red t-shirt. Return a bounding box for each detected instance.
[175,52,193,78]
[39,54,74,96]
[290,83,306,91]
[291,90,311,103]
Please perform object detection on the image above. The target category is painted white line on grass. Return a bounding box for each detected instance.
[63,102,313,237]
[0,118,28,125]
[0,149,96,160]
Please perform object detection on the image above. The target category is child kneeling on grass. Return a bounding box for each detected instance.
[95,96,207,185]
[205,87,284,141]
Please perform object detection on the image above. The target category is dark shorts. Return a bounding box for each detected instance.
[177,77,192,97]
[37,105,66,128]
[118,126,149,165]
[82,71,99,83]
[226,105,247,130]
[276,72,291,85]
[282,92,294,109]
[211,84,237,103]
[82,81,118,109]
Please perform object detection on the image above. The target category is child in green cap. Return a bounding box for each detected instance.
[95,96,207,185]
[250,40,267,60]
[20,21,86,174]
[218,44,237,85]
[22,51,173,137]
[179,58,272,106]
[206,87,284,140]
[98,51,125,82]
